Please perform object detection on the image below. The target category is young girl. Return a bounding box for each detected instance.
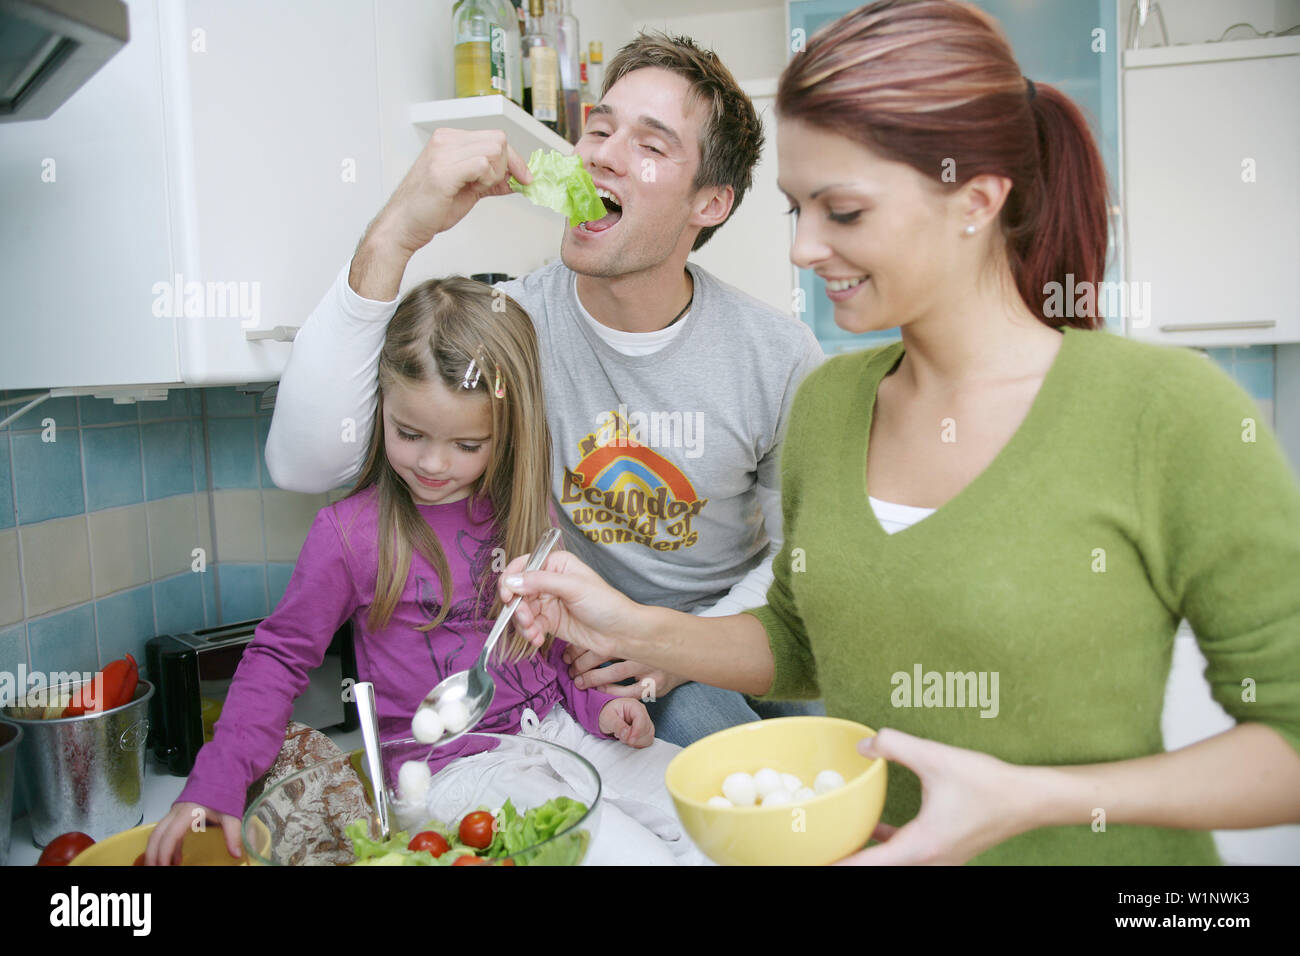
[145,277,704,866]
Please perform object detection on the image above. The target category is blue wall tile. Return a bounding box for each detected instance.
[27,605,97,675]
[141,422,195,500]
[12,431,84,523]
[1231,361,1274,402]
[207,418,258,489]
[138,389,192,421]
[7,395,78,431]
[191,422,209,490]
[95,586,155,666]
[1234,345,1274,362]
[0,438,12,530]
[82,426,144,511]
[78,397,138,426]
[153,573,205,638]
[257,417,273,488]
[202,387,256,417]
[202,569,217,627]
[266,563,296,609]
[217,564,267,624]
[0,623,28,701]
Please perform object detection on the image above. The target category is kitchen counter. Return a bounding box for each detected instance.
[4,726,365,866]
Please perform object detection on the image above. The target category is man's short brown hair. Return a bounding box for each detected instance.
[602,31,763,251]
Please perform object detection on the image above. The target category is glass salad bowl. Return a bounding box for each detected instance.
[242,733,602,866]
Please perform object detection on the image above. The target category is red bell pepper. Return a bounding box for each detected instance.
[61,653,138,717]
[113,653,139,709]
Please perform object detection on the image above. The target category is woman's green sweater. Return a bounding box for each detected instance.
[745,327,1300,865]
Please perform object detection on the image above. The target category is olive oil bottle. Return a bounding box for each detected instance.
[454,0,506,98]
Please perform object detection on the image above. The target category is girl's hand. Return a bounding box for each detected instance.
[500,550,644,661]
[834,729,1037,866]
[144,801,243,866]
[599,698,655,749]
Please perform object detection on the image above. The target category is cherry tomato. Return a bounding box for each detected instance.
[458,811,495,850]
[408,831,450,858]
[499,858,516,866]
[133,853,146,866]
[451,854,490,865]
[37,832,95,866]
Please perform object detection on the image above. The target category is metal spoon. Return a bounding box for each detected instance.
[414,527,562,746]
[353,681,392,840]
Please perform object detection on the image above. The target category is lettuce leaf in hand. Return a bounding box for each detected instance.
[508,149,607,227]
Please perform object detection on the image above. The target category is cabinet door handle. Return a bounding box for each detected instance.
[1158,320,1276,333]
[244,325,301,342]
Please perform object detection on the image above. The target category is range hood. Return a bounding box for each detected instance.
[0,0,128,123]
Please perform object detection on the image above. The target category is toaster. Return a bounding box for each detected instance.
[146,617,359,776]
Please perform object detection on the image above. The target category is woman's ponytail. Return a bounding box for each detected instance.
[1012,84,1111,330]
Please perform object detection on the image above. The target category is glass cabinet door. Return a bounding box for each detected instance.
[786,0,1121,352]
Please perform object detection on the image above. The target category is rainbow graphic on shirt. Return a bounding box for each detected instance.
[561,407,707,551]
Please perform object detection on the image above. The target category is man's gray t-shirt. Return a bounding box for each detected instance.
[495,260,821,612]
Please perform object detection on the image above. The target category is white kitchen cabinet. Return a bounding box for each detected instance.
[0,0,386,391]
[1121,36,1300,346]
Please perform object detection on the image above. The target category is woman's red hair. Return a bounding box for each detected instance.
[778,0,1111,330]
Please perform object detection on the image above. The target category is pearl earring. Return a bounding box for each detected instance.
[963,224,976,236]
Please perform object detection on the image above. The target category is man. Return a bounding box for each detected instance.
[265,31,824,746]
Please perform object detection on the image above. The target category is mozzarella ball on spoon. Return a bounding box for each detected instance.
[437,698,471,734]
[411,706,445,743]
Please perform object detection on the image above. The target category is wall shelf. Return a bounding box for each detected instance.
[410,94,571,157]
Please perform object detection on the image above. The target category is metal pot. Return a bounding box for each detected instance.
[2,680,153,847]
[0,720,21,865]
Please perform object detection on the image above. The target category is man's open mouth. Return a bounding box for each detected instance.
[581,188,622,233]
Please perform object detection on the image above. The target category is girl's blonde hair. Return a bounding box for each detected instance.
[345,277,553,662]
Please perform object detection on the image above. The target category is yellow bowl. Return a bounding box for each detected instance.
[68,821,264,866]
[665,716,886,866]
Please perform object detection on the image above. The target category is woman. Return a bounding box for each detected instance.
[500,0,1300,865]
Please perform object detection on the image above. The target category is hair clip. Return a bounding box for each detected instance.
[493,366,505,399]
[460,358,482,390]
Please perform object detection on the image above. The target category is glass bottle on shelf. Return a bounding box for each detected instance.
[521,0,560,133]
[579,54,594,134]
[491,0,523,106]
[548,0,582,143]
[588,41,603,98]
[453,0,506,98]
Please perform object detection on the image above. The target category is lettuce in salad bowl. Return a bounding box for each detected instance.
[347,797,590,867]
[243,733,601,866]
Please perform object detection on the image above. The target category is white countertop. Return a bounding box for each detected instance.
[4,726,365,866]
